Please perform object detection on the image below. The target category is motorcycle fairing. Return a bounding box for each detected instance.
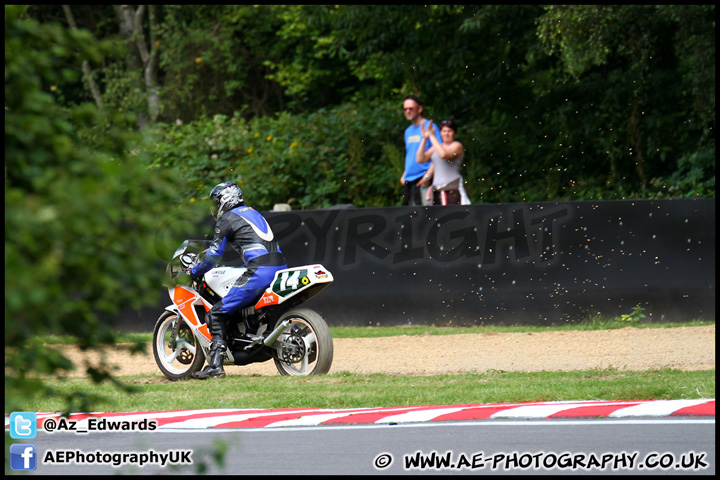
[170,285,213,343]
[254,264,333,310]
[204,266,248,298]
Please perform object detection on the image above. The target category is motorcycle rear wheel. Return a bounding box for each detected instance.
[272,308,333,376]
[153,311,206,380]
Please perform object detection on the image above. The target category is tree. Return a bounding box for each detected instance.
[536,5,715,194]
[5,5,198,413]
[112,5,160,126]
[62,5,104,110]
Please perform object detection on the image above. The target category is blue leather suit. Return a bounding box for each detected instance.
[191,206,287,347]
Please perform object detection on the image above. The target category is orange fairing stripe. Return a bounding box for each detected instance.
[255,290,279,309]
[173,286,196,305]
[173,286,201,326]
[197,324,212,342]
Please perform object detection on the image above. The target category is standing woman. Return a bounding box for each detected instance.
[416,119,464,205]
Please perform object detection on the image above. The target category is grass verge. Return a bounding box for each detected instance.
[328,319,714,338]
[22,368,715,414]
[27,319,715,344]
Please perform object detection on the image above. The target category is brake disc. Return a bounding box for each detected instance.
[281,332,306,364]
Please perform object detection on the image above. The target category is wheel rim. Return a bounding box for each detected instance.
[276,318,319,376]
[156,315,201,376]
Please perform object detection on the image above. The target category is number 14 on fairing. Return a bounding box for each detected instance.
[279,270,308,291]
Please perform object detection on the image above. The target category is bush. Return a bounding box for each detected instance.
[148,100,408,210]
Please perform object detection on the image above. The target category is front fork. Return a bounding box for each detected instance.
[164,306,211,360]
[168,316,181,350]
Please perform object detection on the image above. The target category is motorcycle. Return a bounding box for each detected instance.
[153,240,334,380]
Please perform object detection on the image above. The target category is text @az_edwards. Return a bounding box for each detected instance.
[42,417,157,434]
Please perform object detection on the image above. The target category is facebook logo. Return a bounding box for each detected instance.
[10,444,37,471]
[9,412,37,439]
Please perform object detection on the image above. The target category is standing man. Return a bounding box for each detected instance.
[401,95,439,206]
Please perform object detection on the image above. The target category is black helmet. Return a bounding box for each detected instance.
[209,181,244,219]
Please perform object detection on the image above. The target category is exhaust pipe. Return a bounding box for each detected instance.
[230,348,269,366]
[263,319,291,347]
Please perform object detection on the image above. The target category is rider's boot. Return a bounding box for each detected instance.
[192,343,226,379]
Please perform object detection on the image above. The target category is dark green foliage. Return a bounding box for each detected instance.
[146,101,407,210]
[137,4,712,207]
[5,6,202,412]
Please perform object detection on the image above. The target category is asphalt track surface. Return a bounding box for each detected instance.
[6,399,715,475]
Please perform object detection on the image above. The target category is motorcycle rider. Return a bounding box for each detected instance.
[190,181,287,379]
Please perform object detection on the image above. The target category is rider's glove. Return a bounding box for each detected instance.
[187,266,198,280]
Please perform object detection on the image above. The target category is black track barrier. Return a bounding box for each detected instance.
[121,199,714,330]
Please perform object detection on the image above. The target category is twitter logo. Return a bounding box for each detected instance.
[10,412,37,439]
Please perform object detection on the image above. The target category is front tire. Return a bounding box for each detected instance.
[153,311,206,380]
[272,308,333,376]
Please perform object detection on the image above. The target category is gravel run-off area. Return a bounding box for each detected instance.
[59,325,715,378]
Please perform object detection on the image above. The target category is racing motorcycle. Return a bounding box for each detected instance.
[153,240,334,380]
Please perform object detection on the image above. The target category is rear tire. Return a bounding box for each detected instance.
[272,308,333,376]
[153,311,206,380]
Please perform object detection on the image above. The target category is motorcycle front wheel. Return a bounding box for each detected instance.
[153,311,206,380]
[272,308,333,376]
